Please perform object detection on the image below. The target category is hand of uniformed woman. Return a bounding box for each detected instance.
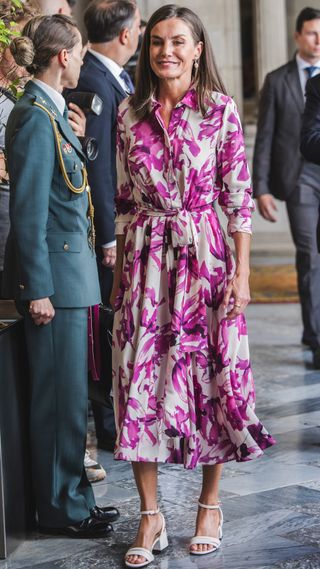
[67,102,86,137]
[29,298,55,326]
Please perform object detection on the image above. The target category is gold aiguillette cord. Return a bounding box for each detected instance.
[33,101,95,249]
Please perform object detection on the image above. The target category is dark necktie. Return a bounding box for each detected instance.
[120,69,135,94]
[63,105,69,120]
[305,66,319,79]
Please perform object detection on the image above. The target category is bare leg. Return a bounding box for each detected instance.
[190,464,223,554]
[126,462,163,566]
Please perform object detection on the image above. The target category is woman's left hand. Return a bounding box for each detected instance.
[222,272,251,319]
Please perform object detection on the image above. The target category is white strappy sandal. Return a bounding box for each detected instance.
[189,501,223,556]
[125,508,168,568]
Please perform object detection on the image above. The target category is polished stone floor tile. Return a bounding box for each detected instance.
[220,462,320,495]
[2,304,320,569]
[90,480,137,502]
[262,410,320,436]
[274,555,320,568]
[283,522,320,548]
[258,397,320,420]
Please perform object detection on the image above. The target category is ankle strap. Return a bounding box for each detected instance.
[198,501,221,510]
[140,508,160,515]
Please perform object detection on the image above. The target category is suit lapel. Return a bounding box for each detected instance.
[85,52,127,99]
[285,59,304,114]
[25,81,85,159]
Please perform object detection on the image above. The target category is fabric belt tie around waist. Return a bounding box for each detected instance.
[131,205,215,352]
[135,204,213,249]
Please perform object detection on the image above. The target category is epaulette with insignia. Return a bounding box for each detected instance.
[34,97,57,119]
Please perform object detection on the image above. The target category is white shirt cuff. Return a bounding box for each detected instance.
[101,240,116,249]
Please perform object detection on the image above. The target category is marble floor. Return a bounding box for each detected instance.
[1,303,320,569]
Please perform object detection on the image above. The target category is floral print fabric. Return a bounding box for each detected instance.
[112,88,275,469]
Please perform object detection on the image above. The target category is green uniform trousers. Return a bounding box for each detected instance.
[21,305,95,526]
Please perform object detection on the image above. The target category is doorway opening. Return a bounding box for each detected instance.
[240,0,257,121]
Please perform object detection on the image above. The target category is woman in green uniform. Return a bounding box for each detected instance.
[3,14,118,536]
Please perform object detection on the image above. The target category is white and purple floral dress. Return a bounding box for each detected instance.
[112,88,275,469]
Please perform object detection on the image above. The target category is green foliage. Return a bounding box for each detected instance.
[0,0,23,51]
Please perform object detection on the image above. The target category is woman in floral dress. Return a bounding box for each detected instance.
[110,4,275,567]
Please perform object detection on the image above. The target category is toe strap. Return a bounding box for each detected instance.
[190,536,221,548]
[125,547,154,563]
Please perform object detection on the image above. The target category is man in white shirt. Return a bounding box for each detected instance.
[253,7,320,368]
[66,0,140,449]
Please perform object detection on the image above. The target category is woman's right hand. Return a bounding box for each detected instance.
[29,297,55,325]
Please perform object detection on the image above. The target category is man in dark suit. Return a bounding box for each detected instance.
[301,75,320,267]
[253,7,320,368]
[68,0,140,448]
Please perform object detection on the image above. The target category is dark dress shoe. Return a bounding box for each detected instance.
[90,505,120,522]
[39,516,113,538]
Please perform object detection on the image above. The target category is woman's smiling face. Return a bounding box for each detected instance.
[149,17,202,82]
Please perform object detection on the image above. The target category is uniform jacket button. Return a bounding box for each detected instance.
[19,284,25,290]
[63,242,69,251]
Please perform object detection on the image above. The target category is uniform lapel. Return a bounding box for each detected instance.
[55,112,85,159]
[285,59,304,114]
[25,81,85,159]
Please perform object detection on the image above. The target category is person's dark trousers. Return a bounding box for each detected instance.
[19,303,95,527]
[287,188,320,349]
[92,247,116,450]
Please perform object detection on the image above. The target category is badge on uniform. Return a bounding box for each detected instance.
[62,142,72,154]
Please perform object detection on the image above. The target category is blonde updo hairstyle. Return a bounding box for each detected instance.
[9,14,80,75]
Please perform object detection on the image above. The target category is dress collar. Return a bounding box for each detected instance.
[151,86,199,112]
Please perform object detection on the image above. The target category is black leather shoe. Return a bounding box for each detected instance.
[39,516,113,538]
[90,505,120,523]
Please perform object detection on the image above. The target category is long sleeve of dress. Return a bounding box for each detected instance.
[217,98,255,236]
[115,107,136,236]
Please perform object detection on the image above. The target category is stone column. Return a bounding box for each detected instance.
[140,0,243,113]
[254,0,288,90]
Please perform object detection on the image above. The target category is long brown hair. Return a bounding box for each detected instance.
[131,4,227,120]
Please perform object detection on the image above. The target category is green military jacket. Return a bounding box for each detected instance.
[3,80,101,307]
